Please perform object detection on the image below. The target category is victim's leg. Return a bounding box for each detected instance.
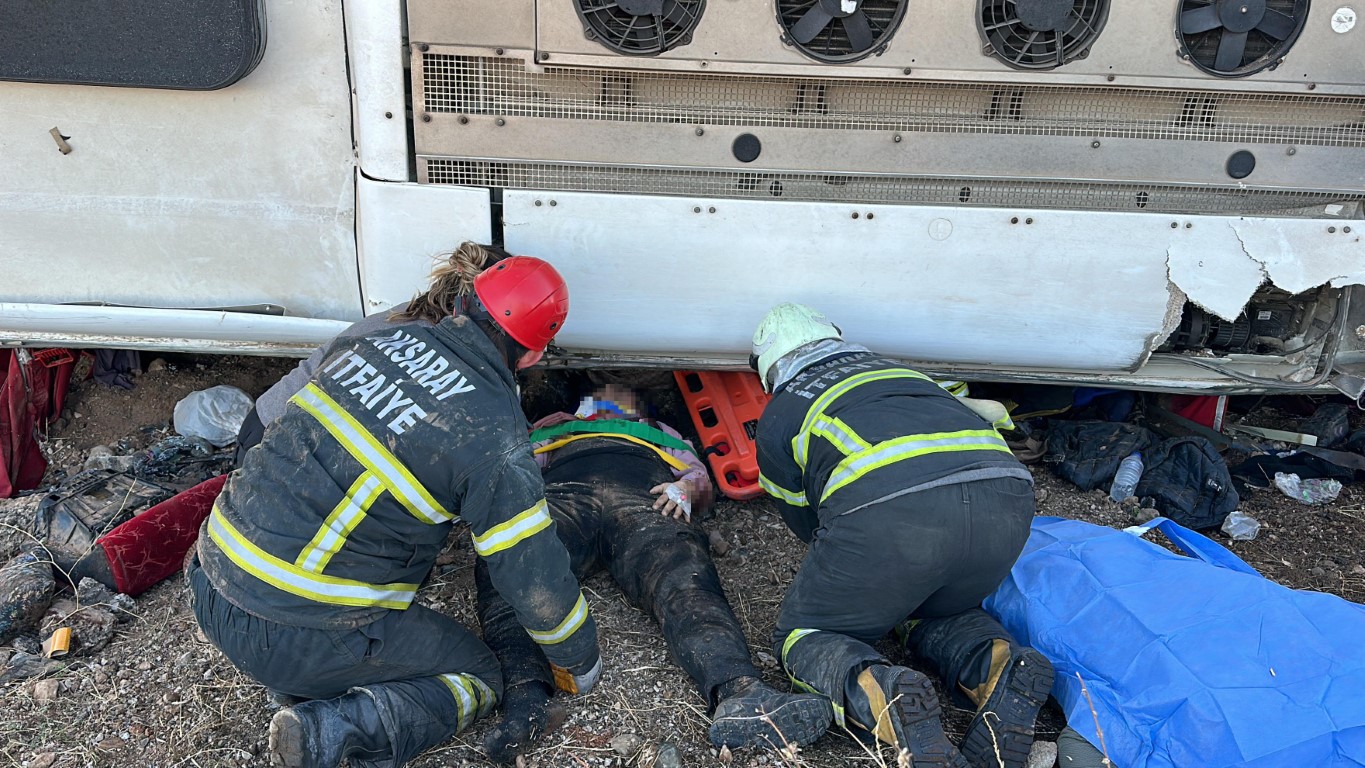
[595,473,832,749]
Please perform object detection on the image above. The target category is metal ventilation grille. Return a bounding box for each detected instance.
[421,55,1365,147]
[421,159,1356,216]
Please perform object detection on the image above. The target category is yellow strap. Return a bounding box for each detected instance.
[533,433,691,472]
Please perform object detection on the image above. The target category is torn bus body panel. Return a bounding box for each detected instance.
[505,192,1362,383]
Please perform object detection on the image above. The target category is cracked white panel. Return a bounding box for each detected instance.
[506,193,1365,373]
[1228,221,1365,294]
[1166,224,1269,321]
[1166,218,1365,321]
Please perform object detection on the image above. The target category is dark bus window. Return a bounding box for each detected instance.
[0,1,266,90]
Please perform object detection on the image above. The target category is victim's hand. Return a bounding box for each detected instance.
[649,481,693,521]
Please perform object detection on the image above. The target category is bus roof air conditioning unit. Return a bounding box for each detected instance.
[574,0,706,56]
[776,0,908,63]
[978,0,1110,70]
[1177,0,1310,77]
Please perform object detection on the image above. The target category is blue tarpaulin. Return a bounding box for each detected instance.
[984,517,1365,768]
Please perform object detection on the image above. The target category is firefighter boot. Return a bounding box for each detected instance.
[848,665,968,768]
[904,611,1054,768]
[268,689,394,768]
[708,676,834,750]
[955,639,1053,768]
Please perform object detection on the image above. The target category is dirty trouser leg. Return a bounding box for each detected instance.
[901,478,1044,768]
[475,479,603,693]
[189,557,500,765]
[773,481,1023,736]
[589,459,761,707]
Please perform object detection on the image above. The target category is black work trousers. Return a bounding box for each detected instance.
[477,442,757,708]
[773,476,1034,730]
[188,555,501,764]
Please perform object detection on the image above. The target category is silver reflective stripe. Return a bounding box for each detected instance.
[208,509,417,609]
[471,501,553,556]
[821,430,1011,501]
[759,474,808,507]
[297,473,385,573]
[292,385,450,524]
[439,674,477,731]
[811,416,870,456]
[528,593,589,645]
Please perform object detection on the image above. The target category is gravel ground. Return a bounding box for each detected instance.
[2,360,1362,768]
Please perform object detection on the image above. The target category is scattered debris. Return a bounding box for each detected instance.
[31,678,59,704]
[707,529,731,557]
[1026,739,1058,768]
[1221,511,1262,542]
[0,550,56,644]
[654,742,683,768]
[172,385,253,447]
[610,732,642,757]
[1274,473,1343,505]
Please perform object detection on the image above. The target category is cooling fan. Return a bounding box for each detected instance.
[776,0,908,64]
[574,0,706,56]
[1177,0,1310,77]
[978,0,1110,70]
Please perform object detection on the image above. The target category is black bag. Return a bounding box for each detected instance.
[1136,437,1239,531]
[1045,421,1158,492]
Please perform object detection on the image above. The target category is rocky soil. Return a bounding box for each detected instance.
[1,359,1362,768]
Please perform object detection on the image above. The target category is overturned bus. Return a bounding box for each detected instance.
[2,0,1363,395]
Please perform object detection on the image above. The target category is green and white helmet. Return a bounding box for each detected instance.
[751,302,842,392]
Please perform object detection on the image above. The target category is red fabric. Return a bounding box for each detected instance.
[1170,394,1228,431]
[96,474,228,595]
[1,351,48,498]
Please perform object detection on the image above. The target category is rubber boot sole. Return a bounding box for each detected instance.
[886,673,969,768]
[959,647,1054,768]
[708,695,833,750]
[268,709,306,768]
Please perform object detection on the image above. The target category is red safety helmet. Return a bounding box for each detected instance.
[473,256,570,352]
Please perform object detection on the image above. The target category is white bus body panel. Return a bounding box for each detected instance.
[504,191,1364,371]
[356,179,493,315]
[0,0,360,321]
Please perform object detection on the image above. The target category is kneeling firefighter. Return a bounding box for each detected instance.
[750,303,1054,768]
[189,245,601,768]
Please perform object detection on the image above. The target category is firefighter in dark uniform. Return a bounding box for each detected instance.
[749,303,1054,768]
[475,386,834,763]
[189,248,601,768]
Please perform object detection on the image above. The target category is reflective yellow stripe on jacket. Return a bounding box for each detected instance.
[295,472,385,573]
[821,429,1012,502]
[208,507,419,610]
[759,473,808,508]
[291,384,451,524]
[792,369,933,469]
[527,592,589,646]
[471,501,554,556]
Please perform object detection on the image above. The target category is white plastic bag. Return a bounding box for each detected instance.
[173,385,253,447]
[1273,472,1343,505]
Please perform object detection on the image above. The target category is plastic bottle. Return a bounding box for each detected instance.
[1109,451,1144,503]
[1220,510,1261,541]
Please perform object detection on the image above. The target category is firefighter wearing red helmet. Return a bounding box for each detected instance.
[190,243,599,768]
